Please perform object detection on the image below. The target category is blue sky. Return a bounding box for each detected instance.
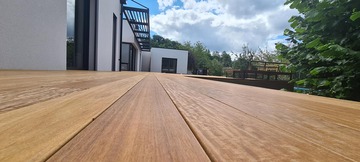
[126,0,160,14]
[67,0,298,52]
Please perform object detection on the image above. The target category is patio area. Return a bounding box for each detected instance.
[0,70,359,161]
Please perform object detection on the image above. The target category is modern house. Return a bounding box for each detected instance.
[145,48,188,74]
[0,0,188,73]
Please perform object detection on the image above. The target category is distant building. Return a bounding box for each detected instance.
[0,0,188,73]
[148,48,188,74]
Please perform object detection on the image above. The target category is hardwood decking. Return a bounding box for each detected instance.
[0,71,359,161]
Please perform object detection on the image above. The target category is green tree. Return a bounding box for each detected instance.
[207,59,223,76]
[232,45,257,70]
[66,39,75,68]
[276,0,360,101]
[192,41,211,69]
[221,51,232,67]
[258,48,279,62]
[151,35,183,49]
[212,51,221,62]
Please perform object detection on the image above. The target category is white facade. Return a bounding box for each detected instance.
[141,51,151,72]
[96,0,122,71]
[150,48,188,74]
[0,1,189,73]
[0,0,67,70]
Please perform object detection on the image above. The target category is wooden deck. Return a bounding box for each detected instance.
[0,71,359,161]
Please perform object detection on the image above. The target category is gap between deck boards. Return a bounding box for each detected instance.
[154,74,216,162]
[0,73,146,162]
[45,74,147,161]
[47,74,210,161]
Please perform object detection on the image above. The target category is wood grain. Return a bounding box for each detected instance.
[156,74,359,161]
[48,74,210,162]
[0,70,140,113]
[0,71,145,162]
[1,71,359,161]
[176,75,360,160]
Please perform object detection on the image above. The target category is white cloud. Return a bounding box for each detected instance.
[158,0,177,10]
[151,0,299,52]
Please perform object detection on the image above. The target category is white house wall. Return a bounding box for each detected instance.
[96,0,121,71]
[122,20,136,43]
[150,48,188,74]
[141,51,151,72]
[0,0,67,70]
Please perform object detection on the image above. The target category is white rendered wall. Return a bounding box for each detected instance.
[150,48,188,74]
[141,51,151,72]
[0,0,66,70]
[122,20,136,43]
[96,0,121,71]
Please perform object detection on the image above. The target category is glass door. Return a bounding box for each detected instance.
[161,58,177,73]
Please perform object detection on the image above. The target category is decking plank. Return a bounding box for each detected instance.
[48,74,210,162]
[0,72,145,162]
[156,74,357,161]
[1,71,359,161]
[0,71,140,113]
[169,75,360,160]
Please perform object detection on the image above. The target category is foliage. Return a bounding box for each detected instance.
[192,42,212,69]
[258,48,282,62]
[221,51,232,67]
[151,35,284,77]
[151,35,183,49]
[67,40,75,68]
[207,59,224,76]
[232,45,254,70]
[276,0,360,101]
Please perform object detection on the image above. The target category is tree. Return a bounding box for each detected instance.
[192,41,211,69]
[276,0,360,101]
[232,44,257,70]
[207,59,223,76]
[67,39,75,68]
[151,35,183,49]
[212,51,221,62]
[221,51,232,67]
[258,47,279,62]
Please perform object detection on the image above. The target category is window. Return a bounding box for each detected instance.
[162,58,177,73]
[121,43,137,71]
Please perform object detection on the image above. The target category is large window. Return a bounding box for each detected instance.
[68,0,98,70]
[162,58,177,73]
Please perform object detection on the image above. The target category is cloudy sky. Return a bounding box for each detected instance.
[67,0,298,52]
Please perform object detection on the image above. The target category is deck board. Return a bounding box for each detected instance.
[156,74,360,161]
[0,71,359,161]
[48,74,210,162]
[0,71,145,161]
[0,71,140,113]
[173,75,360,160]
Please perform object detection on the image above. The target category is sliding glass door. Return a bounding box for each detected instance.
[161,58,177,73]
[121,43,136,71]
